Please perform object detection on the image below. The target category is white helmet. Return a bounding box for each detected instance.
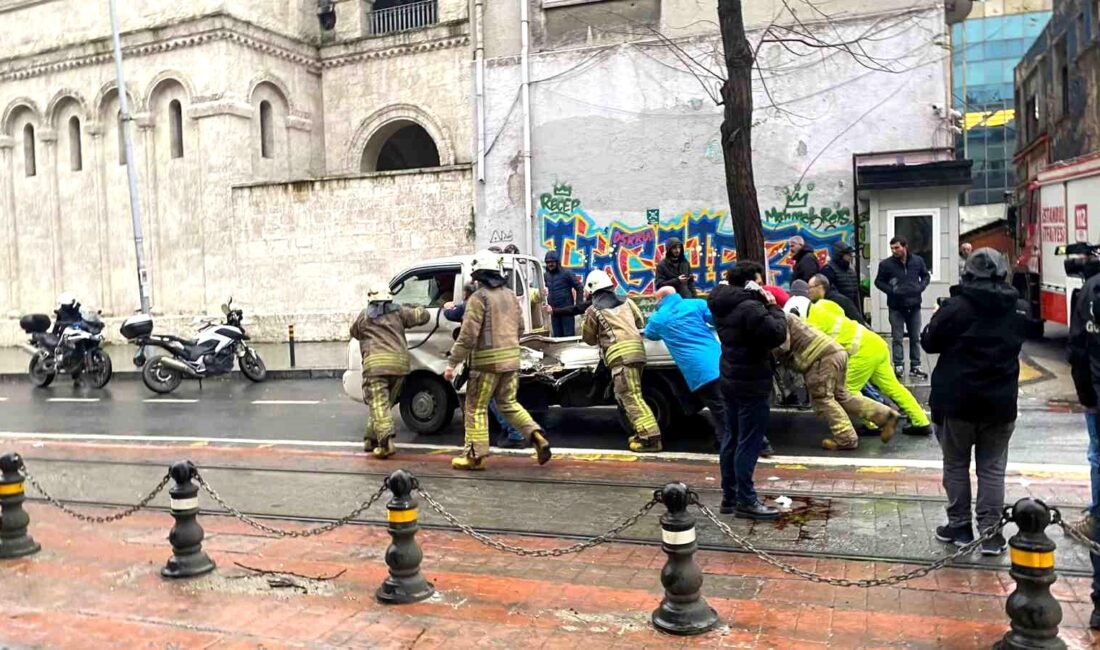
[584,270,614,294]
[367,283,393,303]
[784,295,811,319]
[470,249,505,276]
[57,292,76,308]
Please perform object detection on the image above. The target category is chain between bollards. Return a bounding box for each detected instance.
[20,470,170,524]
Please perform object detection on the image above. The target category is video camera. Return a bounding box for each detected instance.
[1057,242,1100,280]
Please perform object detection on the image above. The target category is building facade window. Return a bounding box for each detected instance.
[369,0,438,36]
[68,116,82,171]
[23,124,36,177]
[169,100,184,159]
[259,100,274,159]
[1054,37,1069,117]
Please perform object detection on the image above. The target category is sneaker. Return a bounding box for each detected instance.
[497,435,526,449]
[759,439,776,458]
[903,424,932,436]
[909,367,929,381]
[980,532,1007,556]
[935,523,975,547]
[1070,514,1095,541]
[532,431,553,465]
[628,436,662,453]
[371,437,396,459]
[735,501,780,521]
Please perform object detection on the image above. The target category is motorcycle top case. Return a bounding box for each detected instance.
[120,314,153,339]
[19,314,51,334]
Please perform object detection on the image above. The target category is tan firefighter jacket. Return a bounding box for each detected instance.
[350,304,430,377]
[582,298,647,368]
[448,286,524,372]
[773,312,843,373]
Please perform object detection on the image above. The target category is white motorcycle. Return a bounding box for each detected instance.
[121,297,267,394]
[19,311,113,389]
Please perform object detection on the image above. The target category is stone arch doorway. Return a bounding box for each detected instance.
[360,120,441,173]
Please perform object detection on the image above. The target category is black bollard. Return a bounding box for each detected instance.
[162,461,216,579]
[651,482,718,636]
[288,324,296,368]
[0,453,40,559]
[995,498,1066,650]
[376,469,434,604]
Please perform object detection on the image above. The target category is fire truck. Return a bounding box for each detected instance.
[1017,151,1100,332]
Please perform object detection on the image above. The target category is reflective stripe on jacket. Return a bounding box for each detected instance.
[582,299,647,367]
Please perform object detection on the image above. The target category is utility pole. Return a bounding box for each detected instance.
[108,0,151,314]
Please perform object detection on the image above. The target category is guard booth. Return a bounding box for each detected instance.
[854,148,973,335]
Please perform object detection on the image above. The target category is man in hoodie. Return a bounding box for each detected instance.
[444,249,552,470]
[582,270,662,452]
[655,237,696,298]
[876,237,931,380]
[350,284,431,458]
[789,236,820,284]
[543,250,584,337]
[709,262,788,519]
[820,241,862,312]
[920,248,1028,556]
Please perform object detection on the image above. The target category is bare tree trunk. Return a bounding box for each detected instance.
[717,0,765,264]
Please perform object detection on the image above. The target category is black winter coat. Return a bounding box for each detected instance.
[708,285,788,399]
[920,282,1028,425]
[791,249,820,284]
[875,254,930,310]
[821,258,860,308]
[543,251,583,309]
[1068,273,1100,409]
[655,238,696,298]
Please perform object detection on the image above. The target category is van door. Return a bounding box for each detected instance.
[388,265,461,367]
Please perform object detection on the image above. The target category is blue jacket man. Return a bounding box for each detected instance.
[544,250,584,337]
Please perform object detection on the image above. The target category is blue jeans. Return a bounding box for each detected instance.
[551,314,576,337]
[722,392,770,506]
[888,306,922,369]
[1088,412,1100,517]
[490,400,523,441]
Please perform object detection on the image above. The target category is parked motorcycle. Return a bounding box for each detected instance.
[19,311,113,388]
[121,297,267,394]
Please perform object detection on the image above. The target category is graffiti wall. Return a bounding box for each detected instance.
[539,182,855,294]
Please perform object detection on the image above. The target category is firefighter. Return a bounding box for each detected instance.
[581,269,662,452]
[804,297,932,436]
[350,283,431,458]
[776,307,900,450]
[443,250,552,470]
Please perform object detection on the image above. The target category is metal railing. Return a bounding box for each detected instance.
[369,0,438,36]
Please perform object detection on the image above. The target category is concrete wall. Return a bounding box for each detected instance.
[477,6,951,292]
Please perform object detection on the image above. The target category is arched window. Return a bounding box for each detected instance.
[68,116,83,171]
[168,100,184,159]
[259,100,274,159]
[361,122,441,172]
[117,111,127,166]
[23,124,36,177]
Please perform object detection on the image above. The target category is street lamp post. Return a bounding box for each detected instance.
[108,0,151,315]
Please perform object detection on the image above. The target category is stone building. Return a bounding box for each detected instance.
[0,0,473,343]
[1,0,968,344]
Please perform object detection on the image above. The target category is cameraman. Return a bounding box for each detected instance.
[920,248,1028,556]
[1067,249,1100,629]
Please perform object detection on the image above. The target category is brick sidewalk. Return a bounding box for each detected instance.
[2,442,1099,648]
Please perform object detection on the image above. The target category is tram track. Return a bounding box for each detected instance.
[20,455,1095,579]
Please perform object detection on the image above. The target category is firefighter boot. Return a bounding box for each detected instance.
[821,437,858,451]
[363,438,377,453]
[879,411,901,444]
[372,436,396,459]
[451,446,486,471]
[532,431,552,465]
[628,435,662,453]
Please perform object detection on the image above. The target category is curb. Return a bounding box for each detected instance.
[0,368,344,383]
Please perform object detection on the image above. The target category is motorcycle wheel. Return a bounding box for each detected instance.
[28,353,56,388]
[142,356,183,394]
[86,350,113,389]
[239,349,267,382]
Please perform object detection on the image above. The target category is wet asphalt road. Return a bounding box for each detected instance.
[0,376,1089,465]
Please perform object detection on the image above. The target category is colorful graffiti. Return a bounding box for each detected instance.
[539,183,855,294]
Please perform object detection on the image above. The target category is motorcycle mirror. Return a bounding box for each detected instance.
[221,303,229,315]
